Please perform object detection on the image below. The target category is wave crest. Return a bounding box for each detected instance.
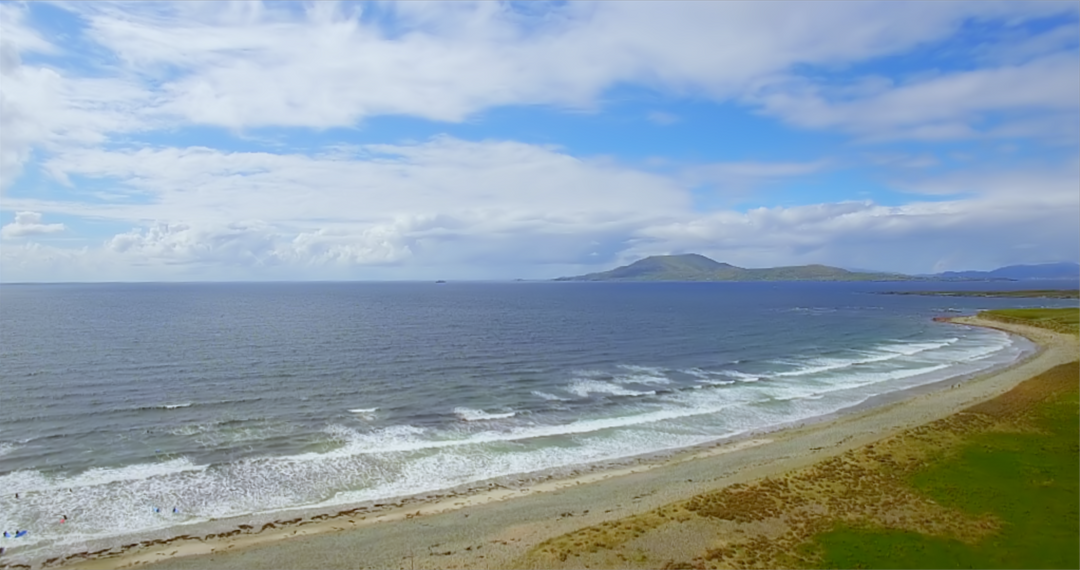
[454,408,517,421]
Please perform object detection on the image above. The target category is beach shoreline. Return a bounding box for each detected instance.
[10,316,1075,570]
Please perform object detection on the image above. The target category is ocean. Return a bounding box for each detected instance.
[1,280,1076,560]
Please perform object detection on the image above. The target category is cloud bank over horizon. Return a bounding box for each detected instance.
[1,1,1077,282]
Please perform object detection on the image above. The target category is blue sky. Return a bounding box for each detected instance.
[1,1,1078,282]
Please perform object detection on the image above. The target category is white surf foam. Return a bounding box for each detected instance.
[135,403,193,410]
[615,374,672,385]
[321,424,427,452]
[722,371,762,382]
[682,369,739,385]
[878,337,959,355]
[773,356,887,378]
[813,362,953,394]
[325,410,707,456]
[349,408,379,414]
[617,364,666,374]
[912,334,1011,364]
[611,364,672,384]
[0,349,1024,566]
[531,391,569,401]
[0,442,19,458]
[0,330,1024,566]
[567,379,656,398]
[0,457,207,495]
[772,338,962,378]
[454,408,517,421]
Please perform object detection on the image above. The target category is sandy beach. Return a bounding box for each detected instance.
[24,316,1075,570]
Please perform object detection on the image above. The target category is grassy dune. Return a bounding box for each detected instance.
[516,360,1080,570]
[979,308,1079,335]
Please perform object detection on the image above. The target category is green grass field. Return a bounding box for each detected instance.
[979,307,1079,335]
[810,362,1080,569]
[812,377,1075,565]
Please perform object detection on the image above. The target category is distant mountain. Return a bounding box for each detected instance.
[554,254,913,282]
[933,262,1080,281]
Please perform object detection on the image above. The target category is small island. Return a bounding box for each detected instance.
[880,290,1079,299]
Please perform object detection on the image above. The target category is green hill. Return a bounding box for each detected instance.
[554,254,912,282]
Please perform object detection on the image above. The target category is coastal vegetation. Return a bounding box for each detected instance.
[880,289,1079,299]
[808,361,1078,569]
[979,308,1079,335]
[518,356,1079,569]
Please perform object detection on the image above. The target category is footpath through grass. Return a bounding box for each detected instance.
[811,361,1080,569]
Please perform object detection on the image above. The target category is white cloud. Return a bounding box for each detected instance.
[1,2,1077,281]
[973,22,1080,65]
[5,186,1074,280]
[1,137,688,275]
[679,160,831,202]
[623,194,1078,273]
[105,220,278,265]
[1,0,1076,192]
[34,137,689,224]
[0,3,55,54]
[619,160,1080,272]
[60,1,1077,130]
[0,134,1070,279]
[3,158,1076,279]
[98,217,432,269]
[0,5,153,190]
[0,211,66,239]
[755,53,1080,141]
[890,161,1080,200]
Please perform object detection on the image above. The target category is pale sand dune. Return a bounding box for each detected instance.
[62,317,1077,570]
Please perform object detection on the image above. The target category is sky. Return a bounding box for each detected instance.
[0,1,1078,282]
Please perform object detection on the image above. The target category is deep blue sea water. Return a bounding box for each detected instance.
[0,280,1076,558]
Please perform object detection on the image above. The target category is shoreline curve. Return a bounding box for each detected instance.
[30,316,1079,570]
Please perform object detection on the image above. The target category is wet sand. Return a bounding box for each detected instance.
[34,317,1077,570]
